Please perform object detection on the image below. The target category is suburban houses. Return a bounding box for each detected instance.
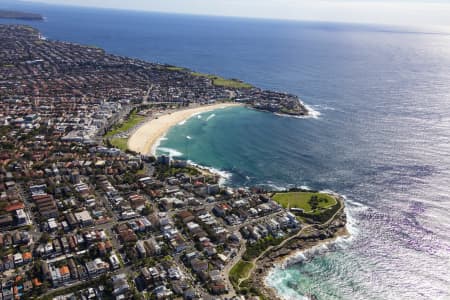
[0,24,325,300]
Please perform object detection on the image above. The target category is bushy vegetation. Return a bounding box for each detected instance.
[238,279,268,299]
[155,165,201,179]
[243,235,286,261]
[229,260,254,286]
[295,200,341,223]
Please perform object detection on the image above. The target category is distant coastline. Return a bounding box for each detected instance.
[0,10,44,21]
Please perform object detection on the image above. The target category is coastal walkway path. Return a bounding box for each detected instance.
[235,196,345,287]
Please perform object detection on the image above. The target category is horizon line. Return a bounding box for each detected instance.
[11,0,450,35]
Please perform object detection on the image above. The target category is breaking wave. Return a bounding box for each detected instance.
[187,160,232,185]
[206,113,216,121]
[157,147,183,157]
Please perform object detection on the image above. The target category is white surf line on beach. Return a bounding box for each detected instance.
[128,103,242,156]
[206,113,216,121]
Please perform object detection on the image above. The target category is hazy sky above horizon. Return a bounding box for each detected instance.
[24,0,450,28]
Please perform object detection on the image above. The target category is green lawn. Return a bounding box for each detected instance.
[165,66,186,71]
[109,138,128,151]
[191,71,210,77]
[104,111,145,138]
[229,260,254,286]
[191,72,252,89]
[272,192,337,213]
[213,77,252,89]
[136,169,147,175]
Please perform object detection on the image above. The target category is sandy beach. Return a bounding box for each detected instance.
[128,102,242,155]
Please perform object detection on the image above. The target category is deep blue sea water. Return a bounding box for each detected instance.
[2,2,450,299]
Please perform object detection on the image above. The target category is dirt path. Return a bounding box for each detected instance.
[235,196,344,288]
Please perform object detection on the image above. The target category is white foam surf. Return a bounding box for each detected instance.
[272,100,321,120]
[206,113,216,121]
[301,101,321,119]
[272,228,353,272]
[342,196,368,239]
[312,104,336,111]
[187,160,231,185]
[264,268,310,300]
[157,147,183,158]
[260,183,314,192]
[265,229,354,300]
[265,192,359,300]
[265,183,287,191]
[300,185,312,190]
[151,135,168,156]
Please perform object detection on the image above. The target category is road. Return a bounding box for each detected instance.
[41,264,135,297]
[234,197,345,288]
[142,84,153,104]
[221,237,246,299]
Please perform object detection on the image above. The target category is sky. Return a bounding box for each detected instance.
[23,0,450,28]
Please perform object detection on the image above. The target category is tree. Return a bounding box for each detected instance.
[141,204,153,216]
[39,232,50,243]
[133,291,144,300]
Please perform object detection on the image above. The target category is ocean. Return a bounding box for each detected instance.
[2,2,450,299]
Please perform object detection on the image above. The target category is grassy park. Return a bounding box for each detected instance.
[191,72,253,89]
[104,111,145,138]
[165,66,253,88]
[229,260,254,286]
[165,66,186,71]
[104,110,146,151]
[272,191,337,214]
[109,137,128,151]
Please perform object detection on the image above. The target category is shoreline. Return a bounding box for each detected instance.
[240,194,348,300]
[261,227,349,300]
[127,102,242,155]
[128,98,346,300]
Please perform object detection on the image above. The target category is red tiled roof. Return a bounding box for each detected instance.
[5,202,25,212]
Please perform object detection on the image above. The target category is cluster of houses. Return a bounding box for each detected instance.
[235,89,308,116]
[42,256,113,288]
[1,24,307,152]
[0,24,312,299]
[0,137,304,299]
[0,181,30,229]
[35,229,112,258]
[240,213,299,241]
[99,175,144,220]
[0,250,33,272]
